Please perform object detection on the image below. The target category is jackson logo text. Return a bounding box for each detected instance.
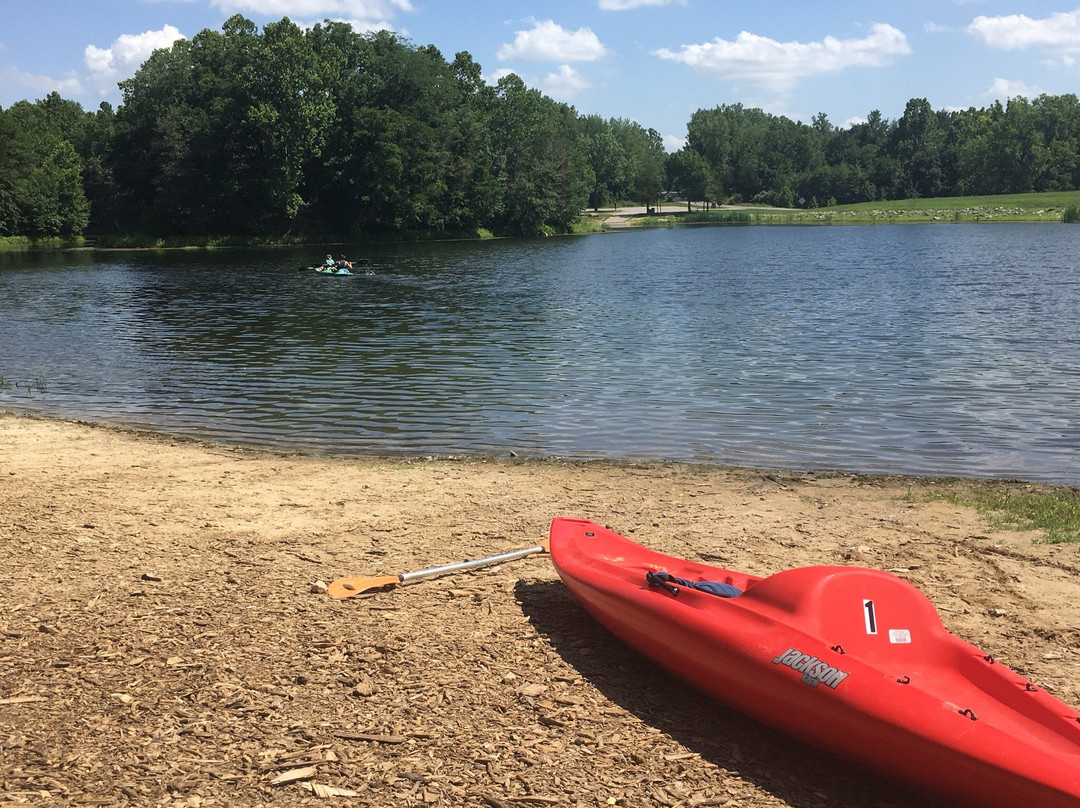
[772,648,850,689]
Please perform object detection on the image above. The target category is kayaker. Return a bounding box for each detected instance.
[324,254,335,268]
[336,255,353,269]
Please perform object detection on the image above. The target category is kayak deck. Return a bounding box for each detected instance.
[548,517,1080,808]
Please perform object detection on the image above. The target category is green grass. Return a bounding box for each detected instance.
[831,189,1080,213]
[1,236,80,249]
[622,190,1080,228]
[91,233,316,249]
[931,485,1080,544]
[572,214,609,234]
[771,190,1080,224]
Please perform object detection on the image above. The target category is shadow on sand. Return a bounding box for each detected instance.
[514,578,940,808]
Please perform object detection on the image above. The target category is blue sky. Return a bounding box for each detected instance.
[3,1,1080,150]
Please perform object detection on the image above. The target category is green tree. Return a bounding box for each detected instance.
[113,15,333,236]
[487,73,589,235]
[583,118,631,209]
[78,103,120,233]
[0,98,90,238]
[612,120,667,208]
[890,98,943,198]
[1033,93,1080,190]
[666,148,712,210]
[25,15,1080,241]
[444,51,501,231]
[688,104,824,204]
[303,28,498,236]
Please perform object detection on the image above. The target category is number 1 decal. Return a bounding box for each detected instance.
[863,599,878,635]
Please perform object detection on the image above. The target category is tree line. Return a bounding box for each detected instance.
[3,14,1080,240]
[684,95,1080,209]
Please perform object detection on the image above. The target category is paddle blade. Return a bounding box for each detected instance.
[327,574,401,599]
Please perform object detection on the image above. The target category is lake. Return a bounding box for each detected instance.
[2,224,1078,484]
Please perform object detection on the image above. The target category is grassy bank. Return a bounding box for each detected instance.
[619,190,1080,228]
[0,235,84,249]
[905,481,1080,544]
[2,229,502,251]
[946,485,1080,543]
[8,191,1080,250]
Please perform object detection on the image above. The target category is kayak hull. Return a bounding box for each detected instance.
[307,265,352,275]
[548,517,1080,808]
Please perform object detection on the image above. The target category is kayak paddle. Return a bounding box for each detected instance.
[327,540,549,599]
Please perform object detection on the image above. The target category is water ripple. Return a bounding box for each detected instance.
[2,224,1079,484]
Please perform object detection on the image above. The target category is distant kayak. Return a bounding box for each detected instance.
[300,265,352,275]
[549,517,1080,808]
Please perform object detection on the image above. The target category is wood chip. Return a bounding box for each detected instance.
[332,732,407,744]
[269,766,318,785]
[7,416,1080,808]
[300,782,361,797]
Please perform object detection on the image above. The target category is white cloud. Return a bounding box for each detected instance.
[984,77,1043,102]
[0,66,84,99]
[540,64,591,100]
[662,132,686,152]
[84,25,185,82]
[142,0,410,30]
[967,9,1080,52]
[653,23,910,93]
[199,1,411,34]
[497,19,608,62]
[485,67,517,86]
[598,0,679,9]
[206,0,414,17]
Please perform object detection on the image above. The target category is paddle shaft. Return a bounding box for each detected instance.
[327,542,548,598]
[399,545,546,583]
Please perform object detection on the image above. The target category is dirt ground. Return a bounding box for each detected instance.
[3,413,1079,808]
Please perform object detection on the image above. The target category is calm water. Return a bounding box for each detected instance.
[2,225,1078,484]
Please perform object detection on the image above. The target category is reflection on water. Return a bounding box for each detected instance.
[2,224,1079,484]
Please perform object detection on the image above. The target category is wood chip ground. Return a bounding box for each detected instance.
[3,414,1079,807]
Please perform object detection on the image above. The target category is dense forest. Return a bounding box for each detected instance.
[3,14,1080,241]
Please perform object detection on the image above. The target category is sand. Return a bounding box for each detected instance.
[2,412,1078,807]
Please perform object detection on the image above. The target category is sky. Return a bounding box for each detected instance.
[3,1,1080,150]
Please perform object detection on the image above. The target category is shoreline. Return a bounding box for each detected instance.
[5,408,1076,490]
[3,412,1079,806]
[3,193,1076,251]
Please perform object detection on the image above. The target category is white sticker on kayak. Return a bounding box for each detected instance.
[889,629,912,644]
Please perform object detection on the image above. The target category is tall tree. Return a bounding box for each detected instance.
[113,15,333,236]
[0,97,90,238]
[1033,93,1080,190]
[666,148,712,210]
[890,98,943,198]
[583,118,631,209]
[612,118,667,208]
[487,73,589,235]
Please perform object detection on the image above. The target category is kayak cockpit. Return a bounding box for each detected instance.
[736,565,948,662]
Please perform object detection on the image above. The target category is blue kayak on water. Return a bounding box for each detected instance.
[301,264,353,275]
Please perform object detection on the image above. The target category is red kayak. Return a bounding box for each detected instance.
[548,517,1080,808]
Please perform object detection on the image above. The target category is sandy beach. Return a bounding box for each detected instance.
[2,412,1079,807]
